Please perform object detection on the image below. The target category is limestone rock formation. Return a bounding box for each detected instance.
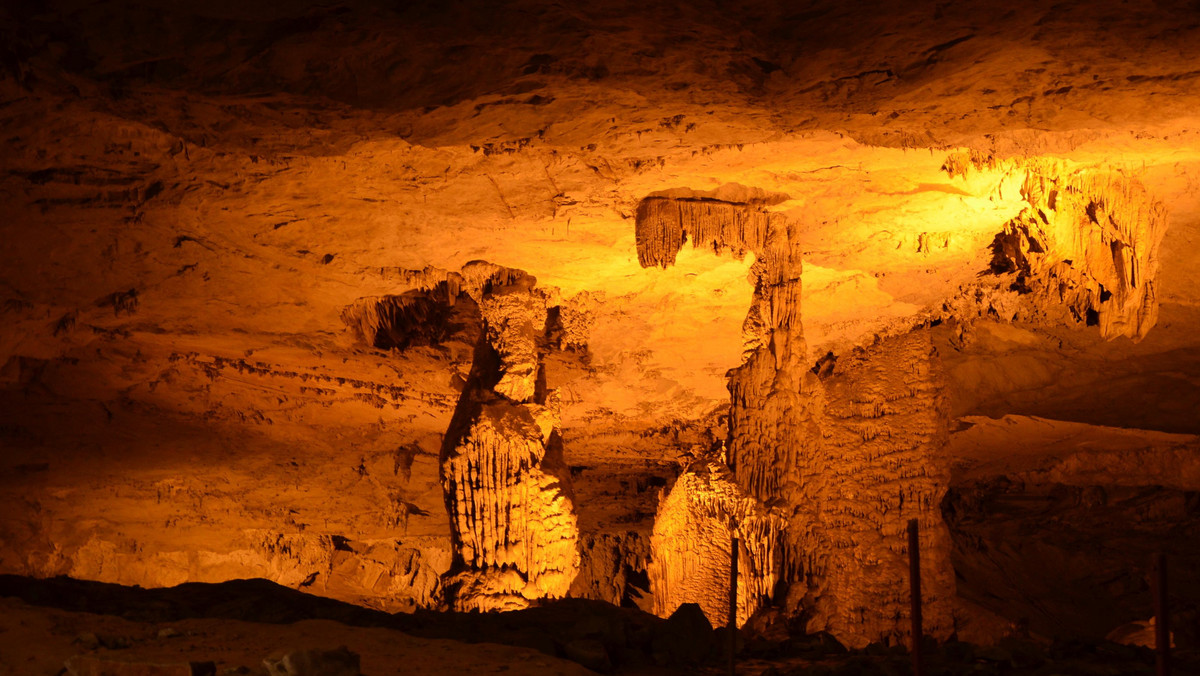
[637,193,954,647]
[569,532,650,608]
[341,288,456,351]
[635,196,773,269]
[947,154,1169,341]
[726,224,818,507]
[648,461,785,628]
[440,276,580,612]
[806,331,955,646]
[479,290,544,403]
[3,0,1200,658]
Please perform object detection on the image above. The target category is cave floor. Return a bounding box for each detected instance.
[3,575,1198,676]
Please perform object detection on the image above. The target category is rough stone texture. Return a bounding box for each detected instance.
[638,194,953,647]
[440,280,580,612]
[648,461,785,628]
[262,646,360,676]
[478,291,546,403]
[568,531,650,608]
[65,656,208,676]
[808,331,955,647]
[956,155,1169,341]
[2,0,1200,649]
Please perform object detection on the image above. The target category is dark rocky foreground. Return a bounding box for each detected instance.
[3,575,1196,675]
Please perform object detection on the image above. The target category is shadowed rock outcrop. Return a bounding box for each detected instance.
[570,532,651,608]
[341,287,456,350]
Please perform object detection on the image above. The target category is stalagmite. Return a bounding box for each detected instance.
[648,461,785,628]
[726,220,819,507]
[805,331,955,647]
[636,192,955,648]
[439,273,580,612]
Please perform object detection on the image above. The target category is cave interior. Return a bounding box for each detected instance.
[3,0,1200,674]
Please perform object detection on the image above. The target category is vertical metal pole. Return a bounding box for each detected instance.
[1154,552,1170,676]
[729,536,739,676]
[908,518,923,676]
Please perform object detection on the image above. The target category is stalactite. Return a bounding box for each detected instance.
[635,197,775,268]
[946,153,1168,341]
[648,461,785,628]
[340,287,454,350]
[1012,163,1167,340]
[637,190,955,649]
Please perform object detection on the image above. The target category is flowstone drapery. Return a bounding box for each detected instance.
[648,461,785,628]
[439,272,580,612]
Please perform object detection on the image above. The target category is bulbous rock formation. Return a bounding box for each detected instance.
[648,461,785,628]
[439,277,581,612]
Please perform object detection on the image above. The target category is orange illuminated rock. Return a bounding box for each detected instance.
[947,154,1168,341]
[2,0,1200,650]
[648,460,785,628]
[803,330,955,646]
[638,193,954,647]
[440,276,580,612]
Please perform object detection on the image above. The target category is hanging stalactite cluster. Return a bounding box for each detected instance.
[947,152,1168,341]
[634,196,776,268]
